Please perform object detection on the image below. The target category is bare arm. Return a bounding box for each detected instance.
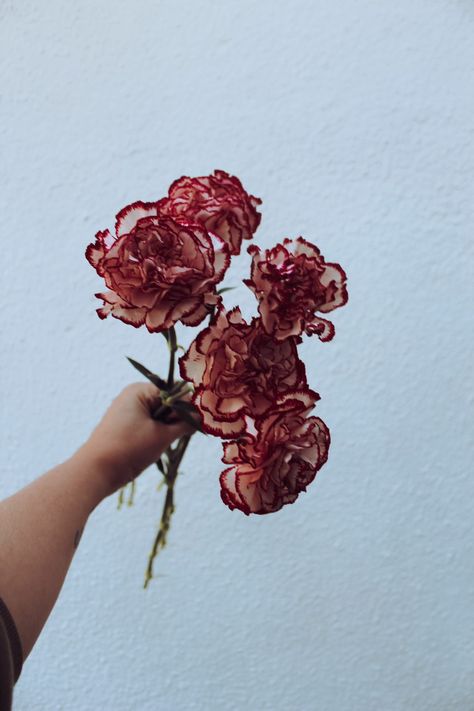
[0,382,191,660]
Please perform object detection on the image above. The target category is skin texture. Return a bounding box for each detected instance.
[0,382,192,661]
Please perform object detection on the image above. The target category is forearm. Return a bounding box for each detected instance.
[0,447,110,660]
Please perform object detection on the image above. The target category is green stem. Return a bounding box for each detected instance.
[151,380,191,420]
[143,434,192,589]
[167,326,177,389]
[125,325,195,588]
[127,480,136,506]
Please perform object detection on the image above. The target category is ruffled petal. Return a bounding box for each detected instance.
[115,201,158,238]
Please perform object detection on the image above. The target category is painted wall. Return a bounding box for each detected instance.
[1,1,473,709]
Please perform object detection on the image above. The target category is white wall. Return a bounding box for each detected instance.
[1,1,473,709]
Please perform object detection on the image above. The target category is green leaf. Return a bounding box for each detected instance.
[217,286,235,295]
[126,357,168,391]
[156,458,165,474]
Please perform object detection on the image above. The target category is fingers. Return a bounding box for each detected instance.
[132,380,192,407]
[161,418,195,441]
[131,381,199,439]
[134,381,163,412]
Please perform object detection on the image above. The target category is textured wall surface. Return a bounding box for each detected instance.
[1,1,473,709]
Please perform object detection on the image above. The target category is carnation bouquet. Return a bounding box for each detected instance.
[86,170,348,587]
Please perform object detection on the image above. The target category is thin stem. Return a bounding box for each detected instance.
[152,380,191,420]
[167,326,177,389]
[176,433,192,460]
[127,480,136,506]
[117,486,125,510]
[143,433,192,589]
[139,327,193,588]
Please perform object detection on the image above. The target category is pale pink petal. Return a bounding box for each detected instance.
[179,340,207,385]
[108,304,147,327]
[195,392,246,437]
[220,467,250,514]
[180,303,209,326]
[127,288,160,309]
[145,298,199,332]
[199,389,246,421]
[115,201,158,238]
[94,290,146,326]
[143,303,169,332]
[318,263,349,312]
[222,441,240,464]
[85,230,113,274]
[217,396,247,415]
[291,236,321,259]
[306,316,335,341]
[94,289,127,306]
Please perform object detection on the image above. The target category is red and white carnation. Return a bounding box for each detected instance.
[245,237,348,341]
[86,201,230,333]
[179,305,307,438]
[158,169,262,255]
[87,171,349,532]
[220,389,330,515]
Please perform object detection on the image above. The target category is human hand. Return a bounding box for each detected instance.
[77,382,195,497]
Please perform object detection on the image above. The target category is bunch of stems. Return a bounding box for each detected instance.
[118,326,197,588]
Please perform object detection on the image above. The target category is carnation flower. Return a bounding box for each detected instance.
[179,306,307,437]
[158,169,262,255]
[86,172,350,584]
[86,201,229,332]
[244,237,348,341]
[220,389,330,515]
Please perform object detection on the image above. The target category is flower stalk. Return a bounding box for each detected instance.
[167,326,178,388]
[120,326,198,587]
[144,433,191,588]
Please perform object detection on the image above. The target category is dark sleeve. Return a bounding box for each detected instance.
[0,611,13,711]
[0,597,23,683]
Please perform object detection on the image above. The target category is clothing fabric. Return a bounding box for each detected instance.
[0,597,23,711]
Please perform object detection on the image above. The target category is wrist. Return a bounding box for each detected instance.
[70,443,123,505]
